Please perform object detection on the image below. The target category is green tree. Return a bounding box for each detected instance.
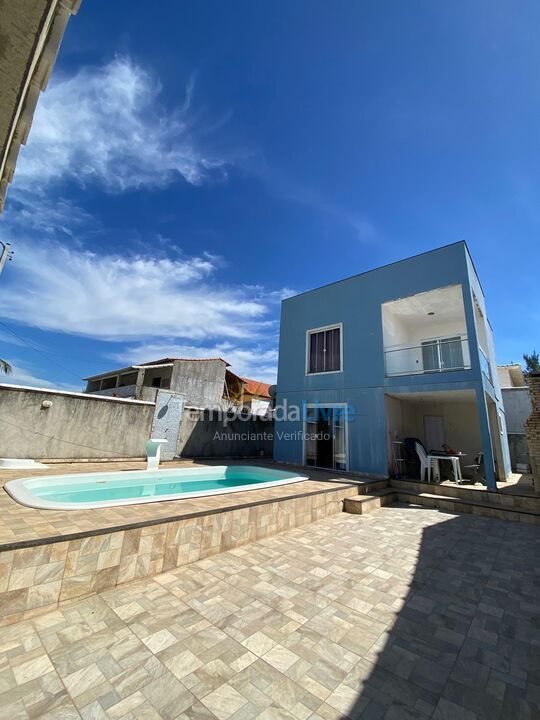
[523,350,540,376]
[0,359,12,374]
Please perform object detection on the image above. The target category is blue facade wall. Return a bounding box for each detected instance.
[463,251,512,480]
[274,242,511,486]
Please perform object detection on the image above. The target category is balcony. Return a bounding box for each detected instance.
[86,384,137,398]
[382,285,473,379]
[385,336,471,377]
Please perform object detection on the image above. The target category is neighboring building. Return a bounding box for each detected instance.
[274,242,511,490]
[84,358,230,407]
[84,357,271,413]
[241,378,272,415]
[84,357,273,459]
[498,363,532,472]
[223,368,246,409]
[0,0,81,211]
[85,358,232,459]
[498,363,527,390]
[223,372,271,414]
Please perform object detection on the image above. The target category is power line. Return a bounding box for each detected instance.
[0,320,83,381]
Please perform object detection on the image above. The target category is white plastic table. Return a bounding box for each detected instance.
[432,454,464,483]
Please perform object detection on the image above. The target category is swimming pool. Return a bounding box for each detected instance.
[4,466,308,510]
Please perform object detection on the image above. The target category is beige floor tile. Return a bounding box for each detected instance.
[200,683,248,719]
[0,505,536,720]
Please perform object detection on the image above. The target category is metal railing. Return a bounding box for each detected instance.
[384,337,470,377]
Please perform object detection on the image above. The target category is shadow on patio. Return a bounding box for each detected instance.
[326,504,539,720]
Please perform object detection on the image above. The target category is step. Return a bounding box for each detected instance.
[343,488,396,515]
[391,478,540,514]
[355,479,390,495]
[343,484,540,524]
[395,489,540,525]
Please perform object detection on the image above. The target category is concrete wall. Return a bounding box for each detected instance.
[502,388,532,434]
[0,384,155,460]
[88,384,137,399]
[170,360,226,407]
[498,364,525,389]
[502,387,532,470]
[508,434,530,470]
[498,366,513,389]
[140,366,172,390]
[150,390,184,460]
[140,386,159,403]
[177,409,273,458]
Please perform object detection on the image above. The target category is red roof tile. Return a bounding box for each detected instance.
[242,378,271,398]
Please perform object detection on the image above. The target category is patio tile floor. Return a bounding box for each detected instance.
[0,460,362,548]
[1,503,539,719]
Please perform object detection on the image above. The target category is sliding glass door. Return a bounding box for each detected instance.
[305,405,348,471]
[421,336,464,372]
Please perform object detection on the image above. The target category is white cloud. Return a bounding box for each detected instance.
[14,57,230,192]
[4,192,96,237]
[0,361,81,392]
[0,56,285,384]
[110,341,278,384]
[1,241,273,342]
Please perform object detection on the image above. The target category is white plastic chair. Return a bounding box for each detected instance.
[415,442,440,483]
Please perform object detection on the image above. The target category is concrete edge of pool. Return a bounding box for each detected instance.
[4,465,309,511]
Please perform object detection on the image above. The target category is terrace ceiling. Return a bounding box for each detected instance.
[382,284,466,333]
[0,0,81,212]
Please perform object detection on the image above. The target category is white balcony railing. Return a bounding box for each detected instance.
[385,336,471,377]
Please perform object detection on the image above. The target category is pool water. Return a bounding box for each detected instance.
[5,466,307,510]
[34,470,288,503]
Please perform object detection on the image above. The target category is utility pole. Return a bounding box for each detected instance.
[0,241,13,276]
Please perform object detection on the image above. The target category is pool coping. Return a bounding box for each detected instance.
[0,480,358,552]
[4,466,309,512]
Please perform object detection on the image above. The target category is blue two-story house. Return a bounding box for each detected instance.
[274,242,511,491]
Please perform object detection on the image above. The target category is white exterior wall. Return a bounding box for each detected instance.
[383,317,469,376]
[386,394,482,477]
[250,398,271,415]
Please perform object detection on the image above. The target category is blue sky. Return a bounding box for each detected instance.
[1,1,538,389]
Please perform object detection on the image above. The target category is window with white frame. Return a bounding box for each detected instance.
[307,324,342,374]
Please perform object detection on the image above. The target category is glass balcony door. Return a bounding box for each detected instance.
[421,336,464,373]
[305,405,348,471]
